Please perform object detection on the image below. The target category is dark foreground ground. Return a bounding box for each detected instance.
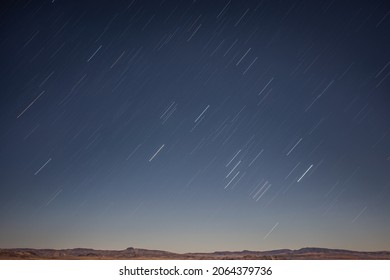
[1,247,390,260]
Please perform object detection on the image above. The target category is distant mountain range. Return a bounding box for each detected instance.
[1,247,390,260]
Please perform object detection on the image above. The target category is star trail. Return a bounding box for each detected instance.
[0,0,389,253]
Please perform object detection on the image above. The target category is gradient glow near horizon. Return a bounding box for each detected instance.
[0,0,389,253]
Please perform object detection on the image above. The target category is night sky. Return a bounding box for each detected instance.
[1,0,389,253]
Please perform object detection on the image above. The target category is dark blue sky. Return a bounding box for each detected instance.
[0,0,389,252]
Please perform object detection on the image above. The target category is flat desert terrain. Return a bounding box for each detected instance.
[1,247,389,260]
